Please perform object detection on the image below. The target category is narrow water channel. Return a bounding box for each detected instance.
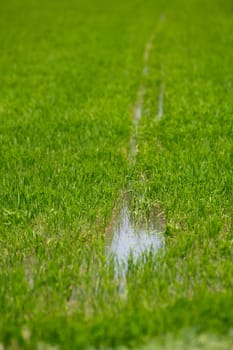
[105,28,165,279]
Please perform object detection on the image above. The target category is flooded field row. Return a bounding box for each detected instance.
[105,34,165,276]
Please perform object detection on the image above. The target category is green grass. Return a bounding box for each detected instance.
[0,0,232,349]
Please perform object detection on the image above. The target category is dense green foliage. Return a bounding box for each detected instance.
[0,0,232,348]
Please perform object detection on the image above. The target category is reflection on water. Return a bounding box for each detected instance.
[105,199,165,275]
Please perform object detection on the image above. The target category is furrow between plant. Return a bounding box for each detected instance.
[105,32,166,285]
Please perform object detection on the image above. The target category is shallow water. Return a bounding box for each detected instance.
[157,64,164,119]
[157,83,164,119]
[105,34,165,278]
[105,199,164,275]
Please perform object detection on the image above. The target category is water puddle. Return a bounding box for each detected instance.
[105,197,165,276]
[105,31,165,283]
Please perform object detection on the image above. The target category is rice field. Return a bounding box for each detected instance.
[0,0,232,349]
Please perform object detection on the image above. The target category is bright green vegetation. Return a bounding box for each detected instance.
[0,0,232,348]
